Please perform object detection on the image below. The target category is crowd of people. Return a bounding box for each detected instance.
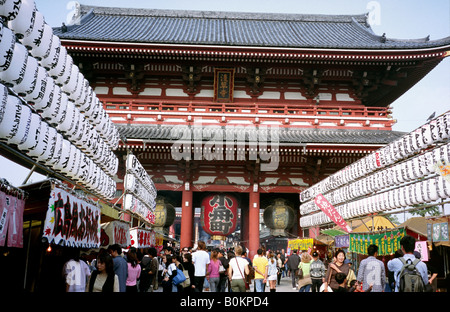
[61,235,440,293]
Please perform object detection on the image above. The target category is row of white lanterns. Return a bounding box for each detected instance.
[124,174,157,210]
[300,142,449,215]
[1,0,120,151]
[0,0,120,199]
[300,176,450,228]
[123,154,157,224]
[0,13,119,177]
[124,194,156,225]
[300,111,450,203]
[0,85,116,199]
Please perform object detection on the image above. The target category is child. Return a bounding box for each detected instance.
[349,280,372,292]
[334,272,348,292]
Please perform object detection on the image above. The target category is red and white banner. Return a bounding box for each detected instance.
[0,191,25,248]
[100,221,130,247]
[130,228,157,248]
[314,194,352,233]
[43,186,101,248]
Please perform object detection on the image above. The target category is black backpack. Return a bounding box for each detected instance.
[398,257,425,292]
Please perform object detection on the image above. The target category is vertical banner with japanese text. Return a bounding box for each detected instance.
[314,194,352,233]
[43,186,101,248]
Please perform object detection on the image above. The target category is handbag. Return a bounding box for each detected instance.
[297,263,304,279]
[172,265,187,285]
[180,264,190,288]
[235,258,250,290]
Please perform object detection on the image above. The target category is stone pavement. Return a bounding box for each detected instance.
[152,273,303,293]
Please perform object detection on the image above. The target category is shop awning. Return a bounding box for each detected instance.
[321,228,347,237]
[352,216,397,233]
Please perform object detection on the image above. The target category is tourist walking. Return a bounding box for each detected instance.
[267,251,278,292]
[108,244,128,292]
[192,241,210,292]
[126,249,141,292]
[387,235,428,292]
[297,252,312,292]
[276,252,283,285]
[182,252,195,293]
[206,249,221,292]
[228,245,249,292]
[62,248,91,292]
[357,244,386,292]
[310,251,326,292]
[217,249,229,292]
[286,249,300,289]
[87,253,119,292]
[253,248,268,292]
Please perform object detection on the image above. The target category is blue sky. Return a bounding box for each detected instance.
[1,1,449,220]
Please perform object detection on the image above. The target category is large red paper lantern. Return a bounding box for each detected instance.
[201,194,238,240]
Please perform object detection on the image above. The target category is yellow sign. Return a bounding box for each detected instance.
[288,238,314,251]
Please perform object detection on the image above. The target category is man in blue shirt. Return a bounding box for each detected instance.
[109,244,128,292]
[387,235,428,292]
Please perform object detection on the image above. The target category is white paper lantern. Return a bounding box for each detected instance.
[19,9,44,49]
[40,84,62,122]
[0,0,22,20]
[18,111,40,152]
[0,25,16,72]
[48,45,68,79]
[84,96,100,120]
[26,119,48,160]
[37,125,57,163]
[32,76,55,112]
[0,95,32,145]
[45,131,63,167]
[39,34,62,71]
[426,178,438,202]
[13,55,41,96]
[66,146,82,179]
[437,176,450,198]
[62,63,80,95]
[65,105,82,140]
[74,78,89,106]
[56,99,75,134]
[0,43,28,87]
[79,86,94,113]
[7,0,36,38]
[29,23,53,60]
[22,65,48,104]
[429,119,440,143]
[55,53,73,86]
[439,113,450,140]
[53,139,71,172]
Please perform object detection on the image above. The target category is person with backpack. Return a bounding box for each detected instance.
[387,235,428,292]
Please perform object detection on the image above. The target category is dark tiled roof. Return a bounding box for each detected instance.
[116,124,405,145]
[54,5,450,50]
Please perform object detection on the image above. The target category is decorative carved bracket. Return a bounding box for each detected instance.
[246,67,266,96]
[182,66,202,94]
[123,63,145,92]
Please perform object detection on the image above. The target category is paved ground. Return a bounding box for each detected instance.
[152,273,302,293]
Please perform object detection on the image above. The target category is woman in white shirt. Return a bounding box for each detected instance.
[228,245,249,292]
[267,251,278,292]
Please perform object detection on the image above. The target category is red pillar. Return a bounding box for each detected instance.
[180,187,193,248]
[248,190,260,259]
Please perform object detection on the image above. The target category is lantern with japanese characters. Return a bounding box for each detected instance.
[153,197,175,234]
[201,194,238,241]
[263,198,295,236]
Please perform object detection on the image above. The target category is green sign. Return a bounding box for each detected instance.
[349,228,406,255]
